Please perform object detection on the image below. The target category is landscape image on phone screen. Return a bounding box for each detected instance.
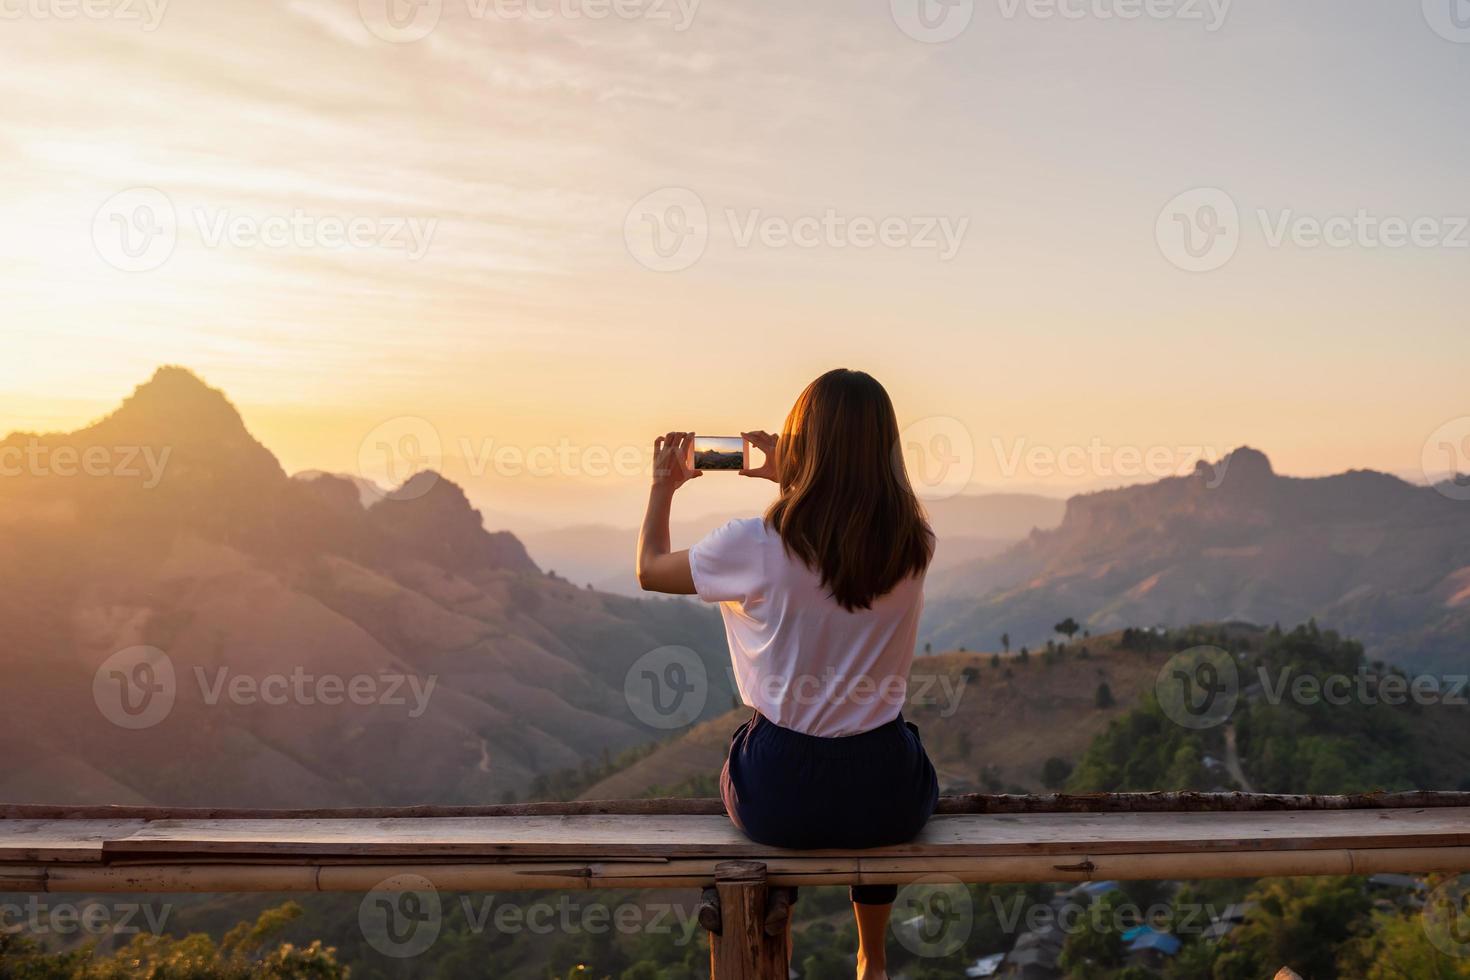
[693,435,744,470]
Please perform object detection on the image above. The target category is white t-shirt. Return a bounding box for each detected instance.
[689,517,925,737]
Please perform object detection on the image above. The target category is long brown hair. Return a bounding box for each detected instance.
[765,369,934,611]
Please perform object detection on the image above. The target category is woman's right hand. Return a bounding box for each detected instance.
[740,430,779,482]
[652,431,701,494]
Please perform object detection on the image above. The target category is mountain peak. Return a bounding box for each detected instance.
[84,366,285,484]
[114,366,243,428]
[368,471,538,574]
[1196,445,1275,489]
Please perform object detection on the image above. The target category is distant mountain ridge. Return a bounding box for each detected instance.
[520,492,1067,596]
[922,447,1470,672]
[0,367,731,807]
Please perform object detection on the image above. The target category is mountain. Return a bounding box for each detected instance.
[522,492,1066,596]
[921,447,1470,673]
[0,368,732,807]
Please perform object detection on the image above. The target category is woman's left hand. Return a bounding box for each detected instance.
[652,431,702,494]
[740,430,778,482]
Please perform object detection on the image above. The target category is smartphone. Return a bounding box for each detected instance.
[686,434,749,471]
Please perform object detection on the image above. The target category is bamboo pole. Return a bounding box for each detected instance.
[14,846,1470,893]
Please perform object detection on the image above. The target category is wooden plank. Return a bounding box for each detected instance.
[0,821,147,863]
[87,808,1470,860]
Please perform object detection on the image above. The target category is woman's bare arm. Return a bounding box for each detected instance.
[636,432,699,594]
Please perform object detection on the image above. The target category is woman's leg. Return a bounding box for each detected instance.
[851,886,897,980]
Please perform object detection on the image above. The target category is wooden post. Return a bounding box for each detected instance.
[708,860,788,979]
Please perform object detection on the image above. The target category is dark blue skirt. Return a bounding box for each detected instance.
[720,711,940,904]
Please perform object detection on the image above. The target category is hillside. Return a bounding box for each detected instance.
[922,448,1470,674]
[582,630,1183,800]
[584,621,1470,804]
[0,368,732,806]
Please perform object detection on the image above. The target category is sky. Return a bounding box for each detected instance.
[2,0,1468,527]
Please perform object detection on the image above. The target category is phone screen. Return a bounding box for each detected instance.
[690,435,745,471]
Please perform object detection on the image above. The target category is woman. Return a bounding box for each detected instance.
[636,368,939,980]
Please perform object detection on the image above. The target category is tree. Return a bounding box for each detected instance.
[1212,877,1371,980]
[1338,889,1470,979]
[1055,617,1080,642]
[1001,632,1010,653]
[991,653,1001,669]
[923,641,931,654]
[1018,646,1030,663]
[1095,682,1115,708]
[1059,891,1126,976]
[0,902,347,979]
[1041,756,1073,789]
